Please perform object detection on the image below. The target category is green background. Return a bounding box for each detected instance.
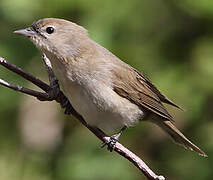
[0,0,212,179]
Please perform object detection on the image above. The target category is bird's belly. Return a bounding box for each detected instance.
[49,57,144,132]
[61,80,144,132]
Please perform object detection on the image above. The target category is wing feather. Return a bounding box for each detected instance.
[111,64,180,121]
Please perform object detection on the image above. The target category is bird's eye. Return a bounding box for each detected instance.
[46,27,54,34]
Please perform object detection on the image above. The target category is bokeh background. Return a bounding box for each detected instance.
[0,0,213,179]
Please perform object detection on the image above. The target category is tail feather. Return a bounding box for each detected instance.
[153,120,207,157]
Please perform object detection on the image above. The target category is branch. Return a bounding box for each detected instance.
[0,57,49,92]
[0,78,50,99]
[0,56,165,180]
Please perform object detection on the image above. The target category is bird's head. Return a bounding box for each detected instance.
[14,18,89,58]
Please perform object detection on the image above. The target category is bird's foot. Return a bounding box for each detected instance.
[101,126,127,152]
[48,77,60,100]
[36,72,73,115]
[37,76,60,101]
[101,133,120,152]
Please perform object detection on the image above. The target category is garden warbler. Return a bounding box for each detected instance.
[14,18,206,156]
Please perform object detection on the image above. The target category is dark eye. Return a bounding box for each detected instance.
[46,27,54,34]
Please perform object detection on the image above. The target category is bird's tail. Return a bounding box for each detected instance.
[152,120,207,157]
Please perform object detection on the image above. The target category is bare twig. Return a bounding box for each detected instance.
[0,56,165,180]
[0,78,50,100]
[0,57,49,92]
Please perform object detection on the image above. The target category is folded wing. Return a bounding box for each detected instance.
[111,64,181,121]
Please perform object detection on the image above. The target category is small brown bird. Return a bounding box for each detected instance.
[14,18,206,156]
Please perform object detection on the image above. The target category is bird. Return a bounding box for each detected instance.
[14,18,206,156]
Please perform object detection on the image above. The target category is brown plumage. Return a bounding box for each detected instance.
[14,18,207,157]
[111,63,206,156]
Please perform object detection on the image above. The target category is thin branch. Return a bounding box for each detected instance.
[0,78,50,100]
[0,56,165,180]
[0,57,50,92]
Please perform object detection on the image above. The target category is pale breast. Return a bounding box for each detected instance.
[47,50,145,132]
[61,76,144,132]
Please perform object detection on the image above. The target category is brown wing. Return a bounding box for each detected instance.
[111,64,181,121]
[133,69,183,110]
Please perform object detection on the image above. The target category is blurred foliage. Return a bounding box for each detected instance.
[0,0,213,179]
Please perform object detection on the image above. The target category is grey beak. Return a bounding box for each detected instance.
[13,28,35,37]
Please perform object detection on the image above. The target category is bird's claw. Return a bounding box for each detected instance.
[101,126,127,152]
[101,136,118,152]
[37,76,60,101]
[48,77,60,99]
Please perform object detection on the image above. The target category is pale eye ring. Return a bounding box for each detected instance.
[46,27,54,34]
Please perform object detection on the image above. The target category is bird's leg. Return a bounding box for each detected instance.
[36,73,60,102]
[37,54,74,115]
[101,126,127,152]
[33,66,73,114]
[36,54,59,101]
[48,77,60,100]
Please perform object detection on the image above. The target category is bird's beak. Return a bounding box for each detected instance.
[13,28,35,38]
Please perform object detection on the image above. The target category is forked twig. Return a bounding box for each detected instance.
[0,56,165,180]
